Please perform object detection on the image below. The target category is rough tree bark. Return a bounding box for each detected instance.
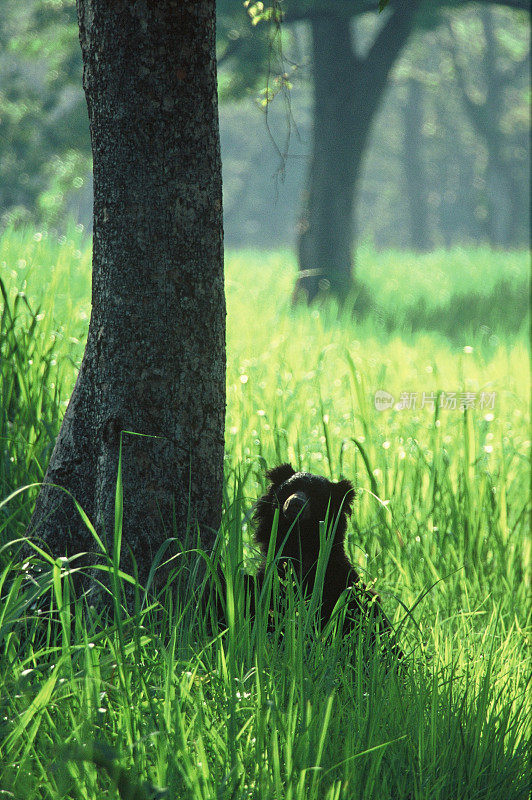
[28,0,225,587]
[294,1,421,306]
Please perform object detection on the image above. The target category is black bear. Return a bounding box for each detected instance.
[203,463,402,660]
[250,463,402,657]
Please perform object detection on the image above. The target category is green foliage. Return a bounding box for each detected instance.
[0,483,529,798]
[217,0,273,100]
[0,228,529,797]
[0,224,90,543]
[0,0,90,227]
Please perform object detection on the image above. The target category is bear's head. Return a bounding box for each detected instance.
[253,463,354,567]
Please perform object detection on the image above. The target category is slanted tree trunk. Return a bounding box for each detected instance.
[295,2,421,306]
[28,0,225,587]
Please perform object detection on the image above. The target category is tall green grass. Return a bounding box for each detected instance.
[0,227,530,798]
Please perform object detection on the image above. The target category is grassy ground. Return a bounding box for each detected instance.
[0,226,530,799]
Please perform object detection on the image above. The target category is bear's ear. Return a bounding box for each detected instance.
[332,479,354,514]
[266,463,295,487]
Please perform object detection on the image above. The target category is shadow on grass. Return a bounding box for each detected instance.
[358,277,529,342]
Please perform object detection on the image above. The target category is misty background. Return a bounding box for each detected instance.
[0,2,529,252]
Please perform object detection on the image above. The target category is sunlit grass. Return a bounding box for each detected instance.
[0,226,530,798]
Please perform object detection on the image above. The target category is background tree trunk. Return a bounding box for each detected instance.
[28,0,225,587]
[402,77,430,251]
[447,7,525,247]
[295,1,421,306]
[295,17,358,304]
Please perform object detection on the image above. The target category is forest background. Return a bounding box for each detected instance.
[1,1,529,251]
[0,2,530,798]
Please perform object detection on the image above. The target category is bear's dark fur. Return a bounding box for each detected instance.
[206,464,402,659]
[252,464,400,650]
[252,463,356,626]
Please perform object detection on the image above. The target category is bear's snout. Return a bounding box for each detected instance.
[282,491,310,521]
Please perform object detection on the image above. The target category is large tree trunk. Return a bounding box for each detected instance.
[28,0,225,588]
[295,2,420,305]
